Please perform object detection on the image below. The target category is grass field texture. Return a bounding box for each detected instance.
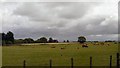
[2,42,118,66]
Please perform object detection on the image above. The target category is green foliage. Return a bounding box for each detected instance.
[78,36,86,43]
[14,39,24,44]
[6,31,14,44]
[0,33,1,45]
[23,38,34,43]
[48,37,59,43]
[36,37,47,43]
[67,40,69,42]
[48,37,53,43]
[7,41,13,44]
[1,31,15,45]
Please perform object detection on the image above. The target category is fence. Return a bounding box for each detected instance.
[21,53,120,68]
[117,53,120,68]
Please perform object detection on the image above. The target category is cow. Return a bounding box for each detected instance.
[82,44,88,48]
[107,43,110,46]
[95,43,99,45]
[51,46,56,48]
[61,47,65,49]
[100,42,104,45]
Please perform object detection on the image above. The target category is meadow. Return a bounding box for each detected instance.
[2,42,118,66]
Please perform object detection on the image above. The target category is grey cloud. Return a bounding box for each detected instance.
[2,2,118,41]
[14,2,98,21]
[57,3,94,19]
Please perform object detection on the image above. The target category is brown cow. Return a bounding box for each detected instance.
[51,46,56,48]
[61,47,65,49]
[82,44,88,48]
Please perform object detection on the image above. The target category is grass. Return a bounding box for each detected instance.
[0,46,2,67]
[2,42,118,66]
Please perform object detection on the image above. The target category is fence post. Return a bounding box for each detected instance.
[50,59,52,68]
[117,53,119,68]
[23,60,26,68]
[110,55,112,68]
[71,58,73,68]
[90,56,92,68]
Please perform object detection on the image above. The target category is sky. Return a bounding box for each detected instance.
[0,0,119,41]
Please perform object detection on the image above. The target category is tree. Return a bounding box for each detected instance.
[14,39,24,44]
[2,33,5,40]
[6,31,14,44]
[2,33,6,45]
[67,40,69,42]
[1,31,15,45]
[48,37,53,43]
[63,40,66,42]
[36,37,47,43]
[0,33,2,45]
[53,40,58,43]
[78,36,86,43]
[23,38,34,43]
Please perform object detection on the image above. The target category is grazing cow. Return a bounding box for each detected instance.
[61,47,65,49]
[82,44,88,48]
[107,43,110,46]
[100,42,104,45]
[95,43,99,45]
[51,46,55,48]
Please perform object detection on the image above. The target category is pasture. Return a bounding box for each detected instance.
[2,42,118,66]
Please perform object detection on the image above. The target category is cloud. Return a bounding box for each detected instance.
[14,2,96,21]
[2,2,118,41]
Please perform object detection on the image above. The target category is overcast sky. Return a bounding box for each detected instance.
[0,0,118,41]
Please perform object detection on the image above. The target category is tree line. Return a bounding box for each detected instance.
[0,31,60,45]
[1,31,117,45]
[15,37,59,44]
[0,31,88,45]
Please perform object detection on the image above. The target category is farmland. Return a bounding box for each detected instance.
[2,42,118,66]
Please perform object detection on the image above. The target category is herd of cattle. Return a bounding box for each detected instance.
[50,42,118,49]
[50,42,118,56]
[82,42,112,48]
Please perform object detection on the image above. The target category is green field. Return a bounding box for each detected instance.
[0,46,2,67]
[2,42,118,66]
